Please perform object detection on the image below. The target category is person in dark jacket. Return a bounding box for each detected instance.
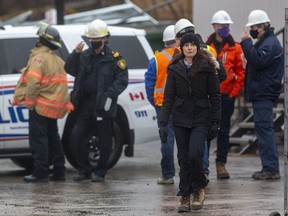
[64,19,128,182]
[159,33,221,212]
[204,10,246,180]
[240,10,284,180]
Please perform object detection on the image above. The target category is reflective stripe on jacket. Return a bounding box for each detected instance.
[13,46,73,119]
[153,48,175,106]
[206,34,246,98]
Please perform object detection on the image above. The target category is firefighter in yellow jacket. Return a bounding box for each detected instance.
[12,23,73,183]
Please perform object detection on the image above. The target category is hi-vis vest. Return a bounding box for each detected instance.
[154,48,175,106]
[13,46,73,119]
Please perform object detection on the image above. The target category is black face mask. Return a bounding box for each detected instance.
[250,29,259,39]
[91,41,102,49]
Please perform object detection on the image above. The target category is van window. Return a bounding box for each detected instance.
[83,36,148,69]
[0,38,69,75]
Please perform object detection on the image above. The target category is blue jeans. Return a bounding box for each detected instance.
[203,140,210,175]
[155,106,175,179]
[252,100,279,173]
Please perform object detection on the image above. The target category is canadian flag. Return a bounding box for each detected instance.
[129,92,145,101]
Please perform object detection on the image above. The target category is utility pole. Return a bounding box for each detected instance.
[284,7,288,216]
[54,0,64,24]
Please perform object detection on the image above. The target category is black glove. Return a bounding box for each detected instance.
[208,122,220,141]
[158,126,168,144]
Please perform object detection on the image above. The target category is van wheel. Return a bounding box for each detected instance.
[63,119,123,170]
[11,157,34,171]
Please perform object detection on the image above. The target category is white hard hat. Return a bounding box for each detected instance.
[174,18,195,37]
[163,25,175,42]
[85,19,110,38]
[211,10,233,24]
[246,10,270,27]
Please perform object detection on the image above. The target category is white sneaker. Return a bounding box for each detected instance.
[157,176,174,185]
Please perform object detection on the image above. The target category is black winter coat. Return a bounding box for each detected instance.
[160,58,221,128]
[64,45,128,118]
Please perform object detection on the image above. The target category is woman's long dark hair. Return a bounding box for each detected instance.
[170,48,215,78]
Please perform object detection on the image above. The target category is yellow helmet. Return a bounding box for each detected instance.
[85,19,110,38]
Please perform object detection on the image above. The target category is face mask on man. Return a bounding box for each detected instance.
[91,41,103,49]
[249,29,259,39]
[217,27,230,38]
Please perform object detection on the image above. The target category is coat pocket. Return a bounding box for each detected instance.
[195,99,210,108]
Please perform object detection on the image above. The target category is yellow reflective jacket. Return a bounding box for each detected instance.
[13,46,73,119]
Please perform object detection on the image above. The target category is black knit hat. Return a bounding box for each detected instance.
[180,33,200,53]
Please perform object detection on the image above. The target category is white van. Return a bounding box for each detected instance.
[0,24,158,170]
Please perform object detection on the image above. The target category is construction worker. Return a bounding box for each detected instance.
[65,19,128,182]
[204,10,246,180]
[13,23,74,182]
[145,25,177,185]
[241,10,283,180]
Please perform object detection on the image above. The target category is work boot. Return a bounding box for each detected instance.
[23,175,49,183]
[91,175,104,182]
[157,176,174,185]
[252,171,280,180]
[191,188,205,210]
[178,195,191,213]
[73,175,91,182]
[50,175,66,181]
[216,162,230,179]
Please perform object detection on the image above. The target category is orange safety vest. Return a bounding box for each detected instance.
[154,48,175,106]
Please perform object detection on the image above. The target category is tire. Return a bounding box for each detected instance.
[63,117,123,170]
[11,157,34,171]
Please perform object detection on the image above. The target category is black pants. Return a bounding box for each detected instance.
[75,98,113,178]
[174,125,208,197]
[29,110,66,178]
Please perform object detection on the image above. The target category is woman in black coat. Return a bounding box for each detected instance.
[159,33,221,212]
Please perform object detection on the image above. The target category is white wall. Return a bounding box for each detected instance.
[193,0,288,43]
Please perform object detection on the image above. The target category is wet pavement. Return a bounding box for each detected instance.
[0,141,285,216]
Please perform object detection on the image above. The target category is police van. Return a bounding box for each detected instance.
[0,24,158,170]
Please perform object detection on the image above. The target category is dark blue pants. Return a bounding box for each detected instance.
[75,98,113,178]
[252,100,279,173]
[155,106,175,179]
[174,125,208,197]
[203,94,235,173]
[29,110,66,178]
[216,94,235,164]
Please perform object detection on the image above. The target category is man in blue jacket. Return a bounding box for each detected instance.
[240,10,284,180]
[145,25,178,185]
